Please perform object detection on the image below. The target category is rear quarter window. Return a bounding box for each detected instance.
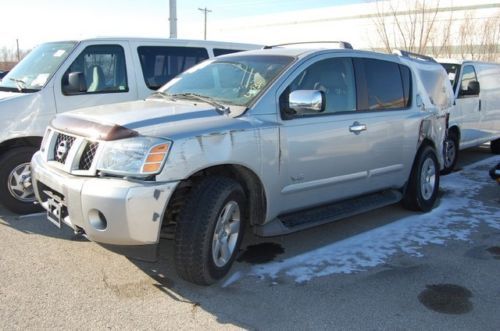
[138,46,209,90]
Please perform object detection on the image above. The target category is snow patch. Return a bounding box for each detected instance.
[247,156,500,284]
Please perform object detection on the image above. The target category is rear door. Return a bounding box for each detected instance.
[351,57,414,191]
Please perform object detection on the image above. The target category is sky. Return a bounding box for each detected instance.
[0,0,368,50]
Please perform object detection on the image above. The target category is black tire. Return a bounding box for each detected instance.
[402,146,440,212]
[0,147,42,214]
[441,132,459,175]
[174,176,247,285]
[491,138,500,154]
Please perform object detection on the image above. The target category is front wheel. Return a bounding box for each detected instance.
[174,176,246,285]
[0,147,42,214]
[441,133,458,175]
[403,146,440,212]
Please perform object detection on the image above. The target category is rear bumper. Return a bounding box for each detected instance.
[31,151,179,260]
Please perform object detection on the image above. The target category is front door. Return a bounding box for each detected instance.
[456,65,482,145]
[53,42,138,114]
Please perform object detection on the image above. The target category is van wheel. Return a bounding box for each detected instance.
[0,147,42,214]
[441,132,458,175]
[491,138,500,154]
[403,146,440,212]
[174,176,246,285]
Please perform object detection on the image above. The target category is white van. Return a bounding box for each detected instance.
[0,37,259,213]
[439,60,500,173]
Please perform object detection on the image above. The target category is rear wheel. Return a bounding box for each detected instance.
[441,132,459,175]
[174,176,246,285]
[403,146,440,212]
[491,138,500,154]
[0,147,42,214]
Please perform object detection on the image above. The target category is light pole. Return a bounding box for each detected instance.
[169,0,177,38]
[198,7,212,40]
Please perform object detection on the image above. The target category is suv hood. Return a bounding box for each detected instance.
[52,99,246,140]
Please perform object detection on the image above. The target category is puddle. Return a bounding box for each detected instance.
[486,246,500,259]
[418,284,473,314]
[237,242,284,264]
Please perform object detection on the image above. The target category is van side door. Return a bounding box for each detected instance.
[53,41,138,113]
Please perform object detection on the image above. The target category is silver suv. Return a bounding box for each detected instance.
[31,46,453,285]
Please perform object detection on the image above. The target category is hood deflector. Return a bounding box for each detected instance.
[51,115,139,141]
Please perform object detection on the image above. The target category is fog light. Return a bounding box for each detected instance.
[88,209,107,230]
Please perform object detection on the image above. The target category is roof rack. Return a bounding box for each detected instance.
[263,41,353,50]
[392,49,436,62]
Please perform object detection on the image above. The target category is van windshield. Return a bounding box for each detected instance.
[159,55,294,108]
[0,41,77,92]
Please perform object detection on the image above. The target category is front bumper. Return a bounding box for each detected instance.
[31,151,179,260]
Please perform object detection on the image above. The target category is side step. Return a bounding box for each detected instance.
[254,190,402,237]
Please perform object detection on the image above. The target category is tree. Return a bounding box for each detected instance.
[372,0,499,61]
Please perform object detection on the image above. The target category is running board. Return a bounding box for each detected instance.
[254,190,402,237]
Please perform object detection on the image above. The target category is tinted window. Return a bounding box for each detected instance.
[62,45,128,95]
[460,65,478,95]
[213,48,244,56]
[285,57,356,114]
[354,58,406,110]
[138,46,209,90]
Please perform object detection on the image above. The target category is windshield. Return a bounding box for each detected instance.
[160,55,294,107]
[440,63,461,92]
[0,41,77,92]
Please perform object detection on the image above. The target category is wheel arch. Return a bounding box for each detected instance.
[447,125,461,143]
[0,136,43,156]
[162,163,267,230]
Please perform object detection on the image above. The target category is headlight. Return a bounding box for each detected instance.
[96,137,172,177]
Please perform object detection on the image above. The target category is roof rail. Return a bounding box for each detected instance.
[392,49,436,62]
[263,41,353,50]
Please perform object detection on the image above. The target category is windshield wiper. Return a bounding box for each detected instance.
[171,93,230,115]
[9,77,27,92]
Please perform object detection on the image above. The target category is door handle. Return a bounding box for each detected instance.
[349,121,367,134]
[478,99,481,111]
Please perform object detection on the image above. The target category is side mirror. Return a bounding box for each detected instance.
[467,80,480,95]
[288,90,325,115]
[64,72,86,94]
[459,80,480,97]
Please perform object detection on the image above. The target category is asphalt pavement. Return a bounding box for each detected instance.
[0,146,499,330]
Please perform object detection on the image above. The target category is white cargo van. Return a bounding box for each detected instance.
[0,37,259,213]
[439,60,500,173]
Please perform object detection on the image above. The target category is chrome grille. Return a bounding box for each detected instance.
[53,133,76,164]
[79,142,99,170]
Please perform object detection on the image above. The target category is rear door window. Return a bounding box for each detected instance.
[354,58,408,110]
[138,46,209,90]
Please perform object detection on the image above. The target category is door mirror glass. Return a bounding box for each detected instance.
[289,90,325,115]
[466,80,480,96]
[64,72,86,94]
